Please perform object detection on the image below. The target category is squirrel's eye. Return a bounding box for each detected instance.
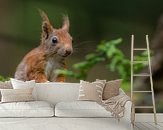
[52,36,58,45]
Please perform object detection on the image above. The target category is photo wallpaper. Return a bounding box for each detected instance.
[0,0,163,113]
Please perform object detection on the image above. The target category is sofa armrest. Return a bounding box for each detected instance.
[118,101,132,128]
[122,101,132,122]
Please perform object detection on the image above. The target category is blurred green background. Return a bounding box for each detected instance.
[0,0,163,112]
[0,0,162,81]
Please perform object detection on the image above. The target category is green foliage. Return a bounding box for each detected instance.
[0,75,10,82]
[55,38,148,90]
[133,51,149,73]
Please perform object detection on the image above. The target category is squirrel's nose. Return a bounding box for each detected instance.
[65,50,71,55]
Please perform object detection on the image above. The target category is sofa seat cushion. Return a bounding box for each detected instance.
[0,101,54,117]
[55,101,112,117]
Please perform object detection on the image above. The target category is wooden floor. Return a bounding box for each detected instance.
[134,122,163,130]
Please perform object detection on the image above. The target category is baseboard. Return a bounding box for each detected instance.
[135,113,163,122]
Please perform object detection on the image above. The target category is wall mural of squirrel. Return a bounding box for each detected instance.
[15,10,73,83]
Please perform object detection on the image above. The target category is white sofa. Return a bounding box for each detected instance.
[0,82,132,130]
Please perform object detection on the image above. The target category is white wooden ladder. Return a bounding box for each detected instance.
[131,35,157,125]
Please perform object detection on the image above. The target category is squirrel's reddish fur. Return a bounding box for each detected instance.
[15,10,73,83]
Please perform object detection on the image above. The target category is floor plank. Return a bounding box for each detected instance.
[133,125,141,130]
[145,122,161,130]
[150,122,163,130]
[140,122,155,130]
[135,122,163,130]
[135,122,150,130]
[158,123,163,127]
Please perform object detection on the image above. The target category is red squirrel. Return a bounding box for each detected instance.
[15,10,73,83]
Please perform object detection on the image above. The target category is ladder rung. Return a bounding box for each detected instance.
[133,74,150,76]
[133,61,148,64]
[133,91,152,93]
[134,106,153,108]
[134,48,147,51]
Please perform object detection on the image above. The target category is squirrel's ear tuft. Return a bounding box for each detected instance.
[62,15,69,32]
[39,9,50,22]
[39,9,53,39]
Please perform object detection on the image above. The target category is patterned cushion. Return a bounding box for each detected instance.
[0,81,12,89]
[78,80,106,102]
[0,81,13,101]
[1,88,34,103]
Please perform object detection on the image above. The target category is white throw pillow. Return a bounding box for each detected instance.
[10,78,37,100]
[0,101,54,117]
[55,101,112,117]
